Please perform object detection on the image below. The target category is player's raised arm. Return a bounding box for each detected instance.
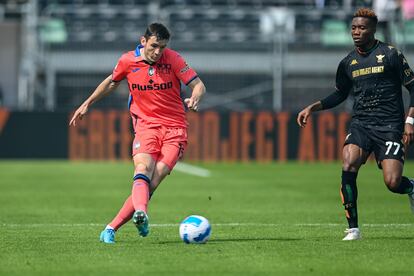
[69,75,120,126]
[405,107,414,145]
[297,87,349,128]
[297,58,351,128]
[396,50,414,145]
[184,77,206,112]
[403,78,414,145]
[297,101,322,127]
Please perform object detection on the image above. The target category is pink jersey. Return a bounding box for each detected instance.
[112,45,198,128]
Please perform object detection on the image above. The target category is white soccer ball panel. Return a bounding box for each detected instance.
[179,215,211,244]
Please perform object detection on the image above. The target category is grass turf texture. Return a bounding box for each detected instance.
[1,161,414,275]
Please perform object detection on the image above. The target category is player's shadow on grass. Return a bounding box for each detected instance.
[157,237,302,244]
[368,236,414,241]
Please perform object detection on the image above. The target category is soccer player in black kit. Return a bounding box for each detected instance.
[297,8,414,240]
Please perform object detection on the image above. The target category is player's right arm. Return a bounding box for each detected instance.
[297,101,323,128]
[297,59,351,127]
[184,77,206,112]
[69,54,128,126]
[69,75,120,126]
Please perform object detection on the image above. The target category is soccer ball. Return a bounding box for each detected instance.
[179,215,211,244]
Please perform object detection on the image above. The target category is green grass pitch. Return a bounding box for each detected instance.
[1,160,414,275]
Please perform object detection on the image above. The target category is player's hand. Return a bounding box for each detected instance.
[69,103,89,126]
[184,97,199,112]
[297,107,311,128]
[403,123,414,145]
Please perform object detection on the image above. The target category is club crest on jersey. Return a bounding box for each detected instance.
[350,59,358,66]
[148,66,154,76]
[376,55,385,63]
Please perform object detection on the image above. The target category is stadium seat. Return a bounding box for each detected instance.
[39,18,67,43]
[393,20,414,45]
[320,19,352,46]
[403,20,414,45]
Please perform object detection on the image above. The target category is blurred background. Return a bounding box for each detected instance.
[0,0,413,161]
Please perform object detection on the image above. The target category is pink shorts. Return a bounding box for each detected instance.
[131,124,187,170]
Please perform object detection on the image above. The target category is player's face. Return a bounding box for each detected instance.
[141,36,168,63]
[351,17,376,48]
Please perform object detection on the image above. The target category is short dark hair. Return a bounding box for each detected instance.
[353,8,378,25]
[144,23,170,41]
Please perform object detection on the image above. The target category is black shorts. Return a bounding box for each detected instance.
[344,124,404,168]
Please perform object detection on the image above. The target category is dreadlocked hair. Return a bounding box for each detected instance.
[353,8,378,25]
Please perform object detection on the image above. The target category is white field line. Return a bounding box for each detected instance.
[174,162,211,177]
[2,223,414,228]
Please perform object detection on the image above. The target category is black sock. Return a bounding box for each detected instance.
[341,171,358,228]
[392,176,414,194]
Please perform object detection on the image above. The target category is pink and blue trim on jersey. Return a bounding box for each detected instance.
[128,44,143,109]
[185,75,198,86]
[135,44,143,57]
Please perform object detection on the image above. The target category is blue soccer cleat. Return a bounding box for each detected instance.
[133,210,149,237]
[100,228,115,244]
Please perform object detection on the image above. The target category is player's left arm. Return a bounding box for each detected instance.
[395,49,414,144]
[184,77,206,112]
[405,107,414,145]
[404,93,414,145]
[171,52,206,111]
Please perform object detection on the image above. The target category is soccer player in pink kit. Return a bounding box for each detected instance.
[69,23,206,243]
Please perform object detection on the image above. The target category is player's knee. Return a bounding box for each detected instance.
[342,161,359,172]
[135,162,150,174]
[384,175,402,193]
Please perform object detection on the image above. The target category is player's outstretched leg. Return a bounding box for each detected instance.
[388,176,414,214]
[133,210,149,237]
[100,227,116,244]
[406,178,414,213]
[340,171,361,241]
[108,195,135,230]
[381,160,414,214]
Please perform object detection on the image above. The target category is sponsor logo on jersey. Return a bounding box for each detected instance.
[156,63,171,74]
[404,68,414,77]
[352,66,384,78]
[132,68,140,73]
[148,66,154,76]
[180,62,190,73]
[131,81,173,91]
[350,59,358,65]
[376,54,385,63]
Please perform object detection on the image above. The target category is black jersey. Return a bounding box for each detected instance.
[335,41,414,132]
